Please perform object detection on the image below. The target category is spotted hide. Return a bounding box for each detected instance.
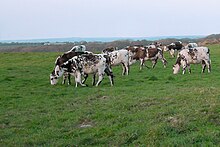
[50,54,114,87]
[50,46,92,85]
[104,49,130,75]
[127,46,167,70]
[173,47,211,74]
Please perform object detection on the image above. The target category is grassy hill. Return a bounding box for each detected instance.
[0,44,220,146]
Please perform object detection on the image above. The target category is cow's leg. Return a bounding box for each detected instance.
[74,71,86,87]
[202,64,206,73]
[170,49,175,58]
[67,73,71,85]
[204,60,211,73]
[207,61,211,73]
[95,73,104,86]
[62,74,67,85]
[152,58,158,68]
[62,72,68,85]
[104,66,114,86]
[162,58,167,68]
[82,73,88,84]
[182,65,187,74]
[92,74,96,86]
[140,59,144,70]
[121,63,126,75]
[201,60,208,73]
[126,63,130,75]
[187,64,191,74]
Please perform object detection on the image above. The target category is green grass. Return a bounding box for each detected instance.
[1,44,220,146]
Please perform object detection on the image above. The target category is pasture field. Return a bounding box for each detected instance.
[0,44,220,146]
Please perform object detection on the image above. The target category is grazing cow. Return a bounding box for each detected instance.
[164,41,183,57]
[173,47,211,74]
[50,54,114,87]
[50,45,91,85]
[127,46,167,70]
[103,49,130,75]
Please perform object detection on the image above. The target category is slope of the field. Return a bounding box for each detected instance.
[0,44,220,146]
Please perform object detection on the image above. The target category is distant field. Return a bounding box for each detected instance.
[0,44,220,146]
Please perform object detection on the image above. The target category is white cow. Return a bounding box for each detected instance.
[173,47,211,74]
[105,49,130,75]
[50,54,114,87]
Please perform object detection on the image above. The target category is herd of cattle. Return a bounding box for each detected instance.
[50,41,211,87]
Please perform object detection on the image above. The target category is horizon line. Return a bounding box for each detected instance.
[0,35,207,43]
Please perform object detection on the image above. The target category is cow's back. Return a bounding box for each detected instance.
[81,54,106,74]
[147,48,159,58]
[179,47,210,64]
[109,49,129,65]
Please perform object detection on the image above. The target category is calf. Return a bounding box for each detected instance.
[50,54,114,87]
[173,47,211,74]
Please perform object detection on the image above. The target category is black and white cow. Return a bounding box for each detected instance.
[164,41,184,57]
[50,54,114,87]
[173,47,211,74]
[50,45,91,85]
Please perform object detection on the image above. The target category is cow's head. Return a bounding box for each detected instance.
[50,70,59,85]
[50,65,64,85]
[173,55,186,74]
[173,64,180,74]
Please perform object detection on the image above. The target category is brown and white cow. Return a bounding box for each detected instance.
[50,54,114,87]
[126,46,167,70]
[173,47,211,74]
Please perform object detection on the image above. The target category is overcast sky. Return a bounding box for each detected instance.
[0,0,220,40]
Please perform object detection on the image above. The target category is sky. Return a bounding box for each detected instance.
[0,0,220,40]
